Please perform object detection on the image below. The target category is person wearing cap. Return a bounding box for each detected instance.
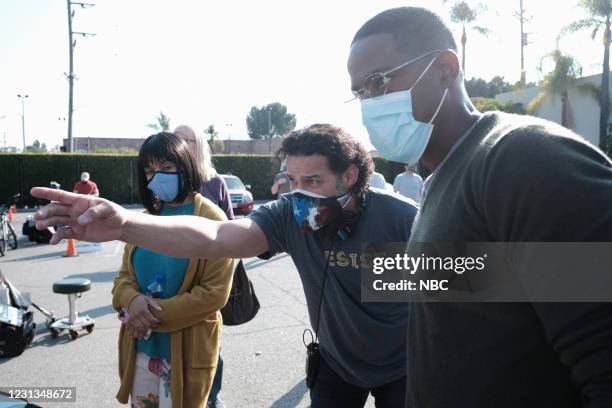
[270,159,291,199]
[73,172,99,197]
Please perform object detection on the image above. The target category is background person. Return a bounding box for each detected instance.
[174,124,232,408]
[174,125,233,220]
[392,164,423,204]
[112,132,234,407]
[368,162,388,190]
[73,172,99,197]
[270,159,290,199]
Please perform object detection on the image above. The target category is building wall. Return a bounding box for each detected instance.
[64,136,283,155]
[218,138,283,155]
[63,137,145,153]
[495,73,610,147]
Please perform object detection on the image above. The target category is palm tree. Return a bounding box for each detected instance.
[147,111,171,132]
[528,50,599,129]
[203,124,219,141]
[562,0,612,148]
[443,1,490,76]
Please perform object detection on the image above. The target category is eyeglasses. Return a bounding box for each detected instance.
[349,49,443,101]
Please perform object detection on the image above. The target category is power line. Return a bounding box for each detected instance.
[66,0,96,153]
[514,0,532,85]
[17,94,29,153]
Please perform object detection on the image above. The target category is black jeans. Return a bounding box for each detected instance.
[309,355,406,408]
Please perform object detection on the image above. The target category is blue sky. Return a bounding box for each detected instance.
[0,0,601,151]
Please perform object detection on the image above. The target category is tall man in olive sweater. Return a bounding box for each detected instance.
[347,7,612,407]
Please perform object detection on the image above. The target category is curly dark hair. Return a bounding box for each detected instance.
[276,124,373,196]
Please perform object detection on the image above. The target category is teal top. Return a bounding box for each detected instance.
[133,202,195,360]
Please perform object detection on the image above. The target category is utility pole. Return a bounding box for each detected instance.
[515,0,531,86]
[17,94,29,153]
[267,108,273,154]
[0,115,6,150]
[66,1,95,153]
[226,123,232,154]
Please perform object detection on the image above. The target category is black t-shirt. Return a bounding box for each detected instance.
[249,189,417,388]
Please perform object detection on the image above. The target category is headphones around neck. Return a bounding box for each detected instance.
[321,193,367,241]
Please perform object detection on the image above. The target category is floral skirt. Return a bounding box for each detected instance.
[130,352,172,408]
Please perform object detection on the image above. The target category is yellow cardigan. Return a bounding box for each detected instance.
[111,193,235,407]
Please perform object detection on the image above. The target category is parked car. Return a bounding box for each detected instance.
[221,174,254,216]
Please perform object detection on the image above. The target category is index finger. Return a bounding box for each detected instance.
[31,187,82,206]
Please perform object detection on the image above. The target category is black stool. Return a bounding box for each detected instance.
[50,278,95,340]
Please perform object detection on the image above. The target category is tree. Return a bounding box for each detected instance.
[563,0,612,149]
[204,124,219,141]
[246,102,297,153]
[443,1,490,76]
[465,77,490,97]
[25,139,48,153]
[527,50,599,129]
[472,97,526,114]
[466,76,514,98]
[209,139,225,154]
[147,111,171,132]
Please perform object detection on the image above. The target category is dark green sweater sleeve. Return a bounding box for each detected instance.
[483,125,612,406]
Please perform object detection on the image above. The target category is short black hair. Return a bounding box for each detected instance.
[352,7,457,57]
[137,132,202,214]
[277,124,373,197]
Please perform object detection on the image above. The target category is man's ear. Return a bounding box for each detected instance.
[436,50,461,88]
[343,164,359,189]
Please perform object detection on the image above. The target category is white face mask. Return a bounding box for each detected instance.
[360,54,448,164]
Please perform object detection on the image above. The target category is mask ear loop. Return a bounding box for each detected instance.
[337,193,352,209]
[428,88,449,125]
[404,52,449,125]
[408,55,440,93]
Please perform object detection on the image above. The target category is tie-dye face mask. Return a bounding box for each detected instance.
[290,189,351,233]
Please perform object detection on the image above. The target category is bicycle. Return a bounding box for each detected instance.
[0,196,19,256]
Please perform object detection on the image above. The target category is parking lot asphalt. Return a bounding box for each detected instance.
[1,209,375,407]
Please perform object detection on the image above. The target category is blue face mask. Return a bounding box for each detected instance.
[290,189,351,233]
[147,171,180,202]
[360,54,448,164]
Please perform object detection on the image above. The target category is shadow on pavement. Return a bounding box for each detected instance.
[80,304,115,319]
[1,250,66,262]
[65,271,117,283]
[270,378,308,408]
[0,355,22,366]
[30,331,74,349]
[244,253,290,270]
[0,331,83,366]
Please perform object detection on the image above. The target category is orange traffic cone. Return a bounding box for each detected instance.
[63,239,78,257]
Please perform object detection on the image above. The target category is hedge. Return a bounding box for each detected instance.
[0,154,409,207]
